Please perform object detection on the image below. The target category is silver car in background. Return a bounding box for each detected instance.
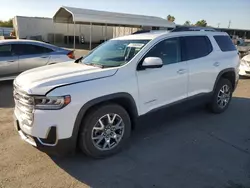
[0,40,75,81]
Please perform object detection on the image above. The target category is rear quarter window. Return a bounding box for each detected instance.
[181,36,213,61]
[213,35,236,52]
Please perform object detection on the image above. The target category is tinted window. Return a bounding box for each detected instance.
[144,37,181,65]
[0,44,12,57]
[213,35,237,52]
[182,36,213,61]
[12,44,53,55]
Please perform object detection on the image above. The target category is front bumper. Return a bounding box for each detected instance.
[14,116,75,156]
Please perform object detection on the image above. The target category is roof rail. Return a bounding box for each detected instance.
[131,26,219,35]
[171,26,218,32]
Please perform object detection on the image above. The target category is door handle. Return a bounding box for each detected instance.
[7,60,15,62]
[213,62,220,67]
[40,56,48,58]
[177,69,186,74]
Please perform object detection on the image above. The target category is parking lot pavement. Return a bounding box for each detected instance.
[0,80,250,188]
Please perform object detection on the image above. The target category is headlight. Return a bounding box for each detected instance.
[34,95,71,110]
[241,59,249,67]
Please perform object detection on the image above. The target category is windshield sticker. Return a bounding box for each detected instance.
[127,43,145,48]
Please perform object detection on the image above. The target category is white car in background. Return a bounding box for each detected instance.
[239,54,250,77]
[237,41,250,58]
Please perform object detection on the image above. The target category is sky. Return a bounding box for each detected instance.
[0,0,250,29]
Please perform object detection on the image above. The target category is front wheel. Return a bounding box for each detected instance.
[208,78,233,114]
[79,103,131,158]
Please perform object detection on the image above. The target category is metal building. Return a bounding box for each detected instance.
[12,6,175,49]
[13,16,114,45]
[53,6,175,49]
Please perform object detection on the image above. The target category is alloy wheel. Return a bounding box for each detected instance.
[91,114,125,151]
[217,84,231,109]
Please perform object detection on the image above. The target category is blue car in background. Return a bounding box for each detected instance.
[0,39,75,81]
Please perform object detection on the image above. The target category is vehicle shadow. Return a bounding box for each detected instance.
[0,81,14,108]
[51,97,250,188]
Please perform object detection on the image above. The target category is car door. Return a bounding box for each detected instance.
[12,43,51,73]
[0,44,19,79]
[136,37,188,114]
[181,35,217,97]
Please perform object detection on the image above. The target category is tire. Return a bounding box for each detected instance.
[79,103,131,158]
[208,78,233,114]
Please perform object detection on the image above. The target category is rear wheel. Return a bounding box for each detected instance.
[208,78,233,114]
[79,103,131,158]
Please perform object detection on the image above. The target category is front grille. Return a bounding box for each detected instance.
[13,85,34,126]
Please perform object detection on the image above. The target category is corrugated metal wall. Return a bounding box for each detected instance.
[13,16,114,43]
[113,27,139,38]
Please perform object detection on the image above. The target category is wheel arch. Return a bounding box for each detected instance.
[213,68,236,92]
[71,92,139,148]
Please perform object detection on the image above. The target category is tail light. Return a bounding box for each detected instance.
[67,51,75,59]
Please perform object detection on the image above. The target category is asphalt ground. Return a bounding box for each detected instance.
[0,78,249,188]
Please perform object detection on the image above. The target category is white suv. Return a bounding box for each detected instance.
[13,28,240,158]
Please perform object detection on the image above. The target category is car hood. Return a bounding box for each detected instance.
[242,54,250,61]
[14,62,118,95]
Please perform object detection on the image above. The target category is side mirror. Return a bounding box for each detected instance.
[142,57,163,69]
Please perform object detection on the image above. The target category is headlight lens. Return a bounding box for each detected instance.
[241,59,249,67]
[34,95,71,110]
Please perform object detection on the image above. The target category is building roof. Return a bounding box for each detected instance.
[53,6,175,28]
[217,27,250,32]
[176,24,250,32]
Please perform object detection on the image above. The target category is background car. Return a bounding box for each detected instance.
[237,40,250,58]
[239,54,250,77]
[0,39,75,81]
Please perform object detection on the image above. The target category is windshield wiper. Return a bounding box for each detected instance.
[74,56,83,63]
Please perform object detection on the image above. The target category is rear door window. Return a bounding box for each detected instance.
[213,35,237,52]
[12,44,53,56]
[0,44,12,57]
[181,36,213,61]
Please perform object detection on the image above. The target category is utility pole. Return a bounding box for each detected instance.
[217,23,220,28]
[228,20,231,28]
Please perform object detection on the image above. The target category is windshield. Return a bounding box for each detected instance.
[81,39,150,68]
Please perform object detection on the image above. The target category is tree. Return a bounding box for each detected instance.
[167,15,175,22]
[184,21,191,26]
[0,19,13,28]
[195,20,207,27]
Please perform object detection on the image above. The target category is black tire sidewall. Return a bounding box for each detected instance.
[79,104,131,158]
[211,78,233,113]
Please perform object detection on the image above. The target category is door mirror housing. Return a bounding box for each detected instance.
[141,57,163,69]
